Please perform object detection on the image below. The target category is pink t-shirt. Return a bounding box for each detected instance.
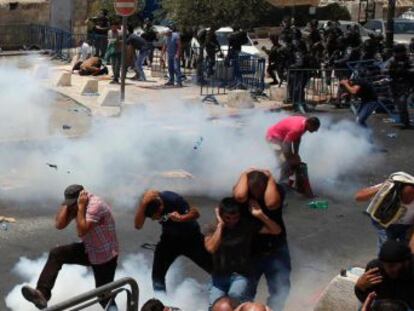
[266,116,307,143]
[82,194,119,265]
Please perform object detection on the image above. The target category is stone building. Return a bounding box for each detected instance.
[0,0,50,25]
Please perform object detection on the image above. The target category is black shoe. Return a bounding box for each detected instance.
[109,79,119,84]
[22,286,47,309]
[269,81,278,86]
[164,81,174,86]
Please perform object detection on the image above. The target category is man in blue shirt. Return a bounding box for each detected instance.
[134,190,212,293]
[162,26,183,87]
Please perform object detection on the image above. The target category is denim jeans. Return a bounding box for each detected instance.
[356,101,379,127]
[248,241,291,311]
[110,52,121,81]
[167,55,182,84]
[135,49,150,81]
[209,273,249,308]
[372,221,412,253]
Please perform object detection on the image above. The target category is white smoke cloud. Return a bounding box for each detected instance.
[5,253,208,310]
[2,58,379,310]
[0,57,377,206]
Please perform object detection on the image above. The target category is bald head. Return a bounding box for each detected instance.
[237,302,270,311]
[212,297,238,311]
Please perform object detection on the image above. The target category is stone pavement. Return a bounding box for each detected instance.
[35,60,285,118]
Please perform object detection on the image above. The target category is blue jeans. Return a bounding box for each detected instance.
[356,101,379,127]
[209,273,249,307]
[373,221,412,253]
[248,242,291,311]
[110,52,121,81]
[135,49,150,81]
[167,55,182,84]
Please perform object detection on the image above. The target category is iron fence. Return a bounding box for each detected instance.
[199,52,266,102]
[286,68,350,111]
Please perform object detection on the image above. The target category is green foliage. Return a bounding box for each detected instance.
[316,3,352,21]
[161,0,275,29]
[159,0,352,29]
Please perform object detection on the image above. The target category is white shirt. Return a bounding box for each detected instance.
[79,42,92,61]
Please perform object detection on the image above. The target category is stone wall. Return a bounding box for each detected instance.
[0,2,50,25]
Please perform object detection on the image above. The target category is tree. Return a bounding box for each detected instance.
[161,0,275,30]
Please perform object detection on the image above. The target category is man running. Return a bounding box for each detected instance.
[21,185,119,310]
[266,115,320,183]
[134,190,212,293]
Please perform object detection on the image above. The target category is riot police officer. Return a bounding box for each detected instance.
[262,34,281,85]
[385,44,414,129]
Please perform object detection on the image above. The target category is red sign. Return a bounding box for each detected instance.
[114,0,137,16]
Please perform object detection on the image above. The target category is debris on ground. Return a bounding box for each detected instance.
[193,137,204,150]
[62,124,71,130]
[0,216,16,223]
[0,217,16,231]
[307,200,329,210]
[46,163,58,170]
[387,133,398,139]
[159,170,194,179]
[383,118,396,124]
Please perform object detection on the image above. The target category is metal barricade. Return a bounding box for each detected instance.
[45,277,139,311]
[0,24,101,61]
[286,68,350,112]
[200,51,266,103]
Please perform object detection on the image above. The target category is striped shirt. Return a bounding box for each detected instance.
[82,194,119,265]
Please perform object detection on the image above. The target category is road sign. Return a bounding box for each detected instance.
[114,0,137,17]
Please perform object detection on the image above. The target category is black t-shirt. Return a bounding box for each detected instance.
[355,258,414,308]
[250,184,287,257]
[228,31,248,51]
[94,16,110,36]
[159,191,201,239]
[355,80,378,102]
[205,217,262,276]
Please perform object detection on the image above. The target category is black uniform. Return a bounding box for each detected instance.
[385,52,414,127]
[151,191,212,292]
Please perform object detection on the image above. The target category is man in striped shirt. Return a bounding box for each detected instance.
[21,184,119,310]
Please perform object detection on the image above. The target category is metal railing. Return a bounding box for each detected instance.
[0,24,108,61]
[286,68,349,111]
[199,51,266,102]
[44,277,139,311]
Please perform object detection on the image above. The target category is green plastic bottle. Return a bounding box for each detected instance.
[307,200,329,209]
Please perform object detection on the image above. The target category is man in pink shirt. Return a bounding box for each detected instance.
[266,115,320,183]
[21,185,119,310]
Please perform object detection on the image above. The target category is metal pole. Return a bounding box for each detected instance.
[386,0,395,52]
[121,16,128,103]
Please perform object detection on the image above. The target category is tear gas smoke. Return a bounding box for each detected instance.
[0,58,377,206]
[2,58,379,310]
[5,254,208,310]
